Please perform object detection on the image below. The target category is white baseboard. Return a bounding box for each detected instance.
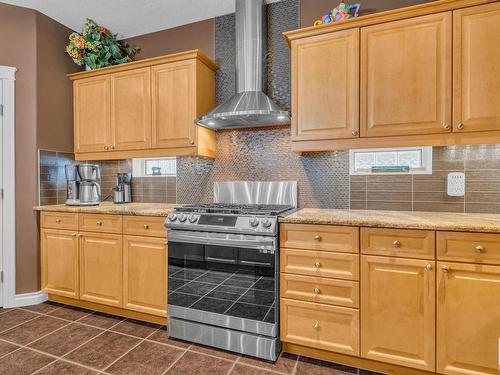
[11,291,48,307]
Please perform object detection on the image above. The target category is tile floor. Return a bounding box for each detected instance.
[0,303,382,375]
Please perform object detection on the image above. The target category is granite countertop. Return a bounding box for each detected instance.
[280,208,500,233]
[34,202,179,217]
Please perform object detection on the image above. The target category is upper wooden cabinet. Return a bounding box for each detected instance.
[453,2,500,133]
[69,50,216,160]
[291,29,359,141]
[360,12,452,137]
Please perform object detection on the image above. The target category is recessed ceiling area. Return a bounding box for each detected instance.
[0,0,281,38]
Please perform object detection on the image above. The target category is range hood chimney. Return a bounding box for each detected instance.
[195,0,290,130]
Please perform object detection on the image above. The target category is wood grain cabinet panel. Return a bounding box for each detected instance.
[437,261,500,375]
[453,2,500,133]
[281,298,359,356]
[41,212,78,231]
[280,224,359,253]
[361,228,435,259]
[78,214,123,234]
[361,255,435,372]
[79,232,123,307]
[123,216,167,238]
[360,12,452,137]
[123,236,167,317]
[152,60,197,149]
[437,231,500,265]
[291,29,359,141]
[41,229,79,299]
[280,273,359,308]
[110,68,151,151]
[73,75,111,153]
[281,248,359,281]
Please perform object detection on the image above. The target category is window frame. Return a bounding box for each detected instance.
[349,146,432,176]
[132,157,177,178]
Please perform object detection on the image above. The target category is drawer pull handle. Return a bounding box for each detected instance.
[442,265,450,273]
[96,221,103,226]
[314,235,322,242]
[314,287,320,294]
[143,224,150,229]
[475,245,484,253]
[425,264,433,271]
[55,219,62,223]
[392,240,401,248]
[314,261,321,269]
[313,321,320,330]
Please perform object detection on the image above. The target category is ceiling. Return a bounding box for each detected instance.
[1,0,281,39]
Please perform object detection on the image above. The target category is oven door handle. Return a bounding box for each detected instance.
[168,231,277,251]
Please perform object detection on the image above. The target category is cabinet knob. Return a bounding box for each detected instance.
[475,245,484,253]
[96,221,103,226]
[313,321,320,330]
[425,264,433,271]
[143,224,149,229]
[104,146,109,150]
[457,123,464,130]
[442,265,450,273]
[78,234,83,238]
[392,240,401,248]
[314,287,321,295]
[55,219,61,223]
[110,145,115,150]
[351,130,358,136]
[314,234,322,242]
[314,261,321,269]
[442,124,450,130]
[188,138,195,145]
[71,233,77,237]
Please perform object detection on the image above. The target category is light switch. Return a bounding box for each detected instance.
[447,172,465,196]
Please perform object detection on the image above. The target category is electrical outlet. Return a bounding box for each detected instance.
[447,172,465,196]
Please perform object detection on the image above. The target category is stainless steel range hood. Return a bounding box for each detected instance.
[195,0,290,130]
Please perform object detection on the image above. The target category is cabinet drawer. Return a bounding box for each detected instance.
[281,248,359,281]
[79,214,123,234]
[437,231,500,265]
[41,212,78,230]
[280,224,359,253]
[123,216,166,238]
[281,298,359,356]
[361,228,435,259]
[280,273,359,308]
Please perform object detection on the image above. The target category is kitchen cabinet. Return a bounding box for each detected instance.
[110,67,151,151]
[73,75,111,153]
[68,50,216,160]
[360,12,452,138]
[123,236,167,317]
[291,29,359,141]
[361,255,435,371]
[79,232,123,308]
[41,229,79,299]
[453,2,500,133]
[437,261,500,375]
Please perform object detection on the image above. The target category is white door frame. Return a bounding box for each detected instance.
[0,66,17,307]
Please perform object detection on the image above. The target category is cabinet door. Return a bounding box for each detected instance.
[79,232,123,307]
[291,29,359,141]
[74,75,111,153]
[453,3,500,133]
[151,60,197,149]
[41,229,79,299]
[361,255,435,371]
[110,68,152,150]
[361,12,451,137]
[123,236,167,317]
[437,262,500,375]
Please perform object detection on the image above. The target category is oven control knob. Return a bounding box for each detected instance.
[168,213,178,222]
[188,215,198,223]
[249,217,259,227]
[178,214,187,223]
[261,218,272,228]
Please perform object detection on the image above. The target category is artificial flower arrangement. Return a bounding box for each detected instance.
[66,19,139,70]
[314,1,361,26]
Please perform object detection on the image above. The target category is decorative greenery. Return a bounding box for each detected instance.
[66,19,139,70]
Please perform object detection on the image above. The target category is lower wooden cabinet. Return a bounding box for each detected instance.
[361,255,436,372]
[123,236,167,317]
[79,232,123,307]
[281,298,360,356]
[437,261,500,375]
[41,229,79,299]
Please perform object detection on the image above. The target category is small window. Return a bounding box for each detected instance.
[132,157,176,177]
[349,146,432,175]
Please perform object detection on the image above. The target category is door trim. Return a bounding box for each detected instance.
[0,66,16,308]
